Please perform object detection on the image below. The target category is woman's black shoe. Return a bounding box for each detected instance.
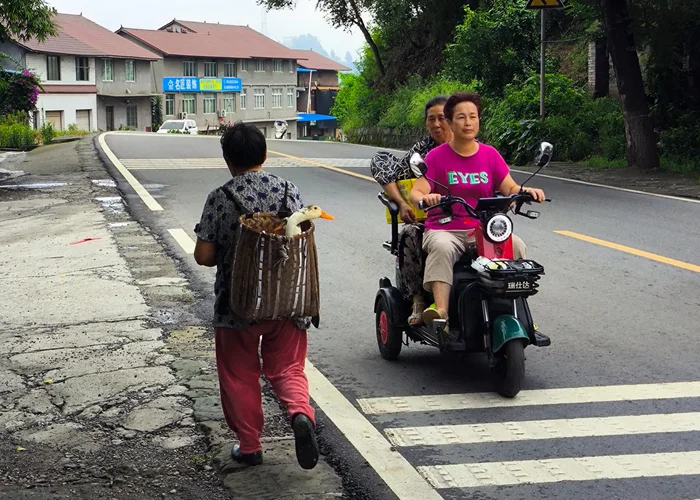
[291,414,319,470]
[231,444,263,466]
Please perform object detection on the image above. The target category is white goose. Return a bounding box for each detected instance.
[278,205,335,237]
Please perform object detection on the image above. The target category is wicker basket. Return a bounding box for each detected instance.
[229,212,320,322]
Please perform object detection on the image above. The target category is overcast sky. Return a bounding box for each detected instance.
[46,0,365,60]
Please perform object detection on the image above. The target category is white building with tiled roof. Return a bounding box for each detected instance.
[0,13,161,132]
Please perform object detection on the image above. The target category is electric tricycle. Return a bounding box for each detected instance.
[374,142,554,397]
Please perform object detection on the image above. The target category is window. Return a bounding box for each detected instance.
[203,95,216,114]
[102,59,113,81]
[254,88,265,109]
[255,59,265,72]
[240,60,249,72]
[273,59,283,72]
[126,105,138,128]
[287,88,295,108]
[125,60,135,82]
[182,94,196,114]
[46,56,60,81]
[224,61,236,78]
[289,60,294,73]
[240,89,247,109]
[165,94,174,115]
[204,60,217,78]
[76,57,89,81]
[183,61,197,77]
[271,87,282,108]
[223,94,235,113]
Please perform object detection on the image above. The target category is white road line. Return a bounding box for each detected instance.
[510,168,700,205]
[385,412,700,447]
[358,381,700,415]
[98,133,164,211]
[159,230,439,499]
[168,229,195,254]
[417,451,700,488]
[304,360,443,500]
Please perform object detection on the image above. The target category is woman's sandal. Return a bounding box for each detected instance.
[408,300,425,326]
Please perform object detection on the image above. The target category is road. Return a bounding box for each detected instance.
[102,132,700,500]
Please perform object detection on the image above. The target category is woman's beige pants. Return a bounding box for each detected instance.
[422,229,527,291]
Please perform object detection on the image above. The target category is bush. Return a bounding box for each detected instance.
[0,123,37,148]
[483,72,626,164]
[40,122,55,145]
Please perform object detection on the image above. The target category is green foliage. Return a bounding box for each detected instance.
[40,122,55,144]
[0,68,42,115]
[151,96,163,131]
[483,73,626,164]
[0,123,36,148]
[443,0,539,97]
[0,0,57,43]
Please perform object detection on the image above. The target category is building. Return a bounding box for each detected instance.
[293,50,350,139]
[0,13,161,132]
[117,20,304,139]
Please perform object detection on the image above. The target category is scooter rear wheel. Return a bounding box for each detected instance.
[494,340,525,398]
[376,297,403,360]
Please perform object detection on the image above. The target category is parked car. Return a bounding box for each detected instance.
[157,119,198,135]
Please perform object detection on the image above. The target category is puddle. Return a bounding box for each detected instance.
[95,196,126,214]
[92,179,117,188]
[0,182,69,189]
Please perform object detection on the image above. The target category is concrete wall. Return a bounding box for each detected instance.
[26,53,96,86]
[35,94,98,131]
[97,95,152,131]
[96,58,156,96]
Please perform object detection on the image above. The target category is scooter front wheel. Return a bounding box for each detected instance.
[376,297,403,360]
[494,340,525,398]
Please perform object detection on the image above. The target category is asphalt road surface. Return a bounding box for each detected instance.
[103,132,700,500]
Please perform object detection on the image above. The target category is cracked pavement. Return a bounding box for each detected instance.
[0,138,345,499]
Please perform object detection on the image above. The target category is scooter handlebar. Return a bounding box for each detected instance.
[417,197,447,211]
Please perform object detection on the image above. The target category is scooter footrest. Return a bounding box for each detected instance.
[534,331,551,347]
[446,341,466,351]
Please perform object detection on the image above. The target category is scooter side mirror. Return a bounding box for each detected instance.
[409,152,427,177]
[534,141,554,168]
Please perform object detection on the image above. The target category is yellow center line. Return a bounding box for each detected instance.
[555,230,700,273]
[267,149,375,182]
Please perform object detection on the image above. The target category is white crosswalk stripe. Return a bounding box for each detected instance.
[385,412,700,446]
[358,381,700,414]
[355,381,700,497]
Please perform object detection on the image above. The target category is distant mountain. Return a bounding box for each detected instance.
[282,34,358,73]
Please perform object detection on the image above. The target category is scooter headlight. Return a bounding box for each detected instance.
[486,214,513,243]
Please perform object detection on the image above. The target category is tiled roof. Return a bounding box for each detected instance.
[17,13,160,60]
[118,20,304,60]
[293,50,350,72]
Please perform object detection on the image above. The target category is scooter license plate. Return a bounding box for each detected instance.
[507,280,531,291]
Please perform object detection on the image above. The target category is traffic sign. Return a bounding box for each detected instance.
[525,0,564,9]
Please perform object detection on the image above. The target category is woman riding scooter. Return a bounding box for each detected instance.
[409,92,546,325]
[370,95,453,326]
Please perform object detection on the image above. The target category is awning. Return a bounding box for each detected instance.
[297,113,337,123]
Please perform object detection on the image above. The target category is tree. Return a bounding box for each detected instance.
[597,0,659,169]
[0,0,57,43]
[258,0,385,76]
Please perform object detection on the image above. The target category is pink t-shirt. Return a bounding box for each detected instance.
[423,142,510,231]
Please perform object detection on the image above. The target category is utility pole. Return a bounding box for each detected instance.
[540,10,545,119]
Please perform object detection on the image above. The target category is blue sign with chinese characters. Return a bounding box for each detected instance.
[162,77,242,93]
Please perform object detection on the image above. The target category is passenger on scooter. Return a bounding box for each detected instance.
[370,95,453,326]
[409,92,546,325]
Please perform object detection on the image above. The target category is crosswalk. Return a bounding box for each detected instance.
[355,381,700,498]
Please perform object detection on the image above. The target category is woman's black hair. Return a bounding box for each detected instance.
[443,92,482,121]
[424,95,449,121]
[220,121,266,169]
